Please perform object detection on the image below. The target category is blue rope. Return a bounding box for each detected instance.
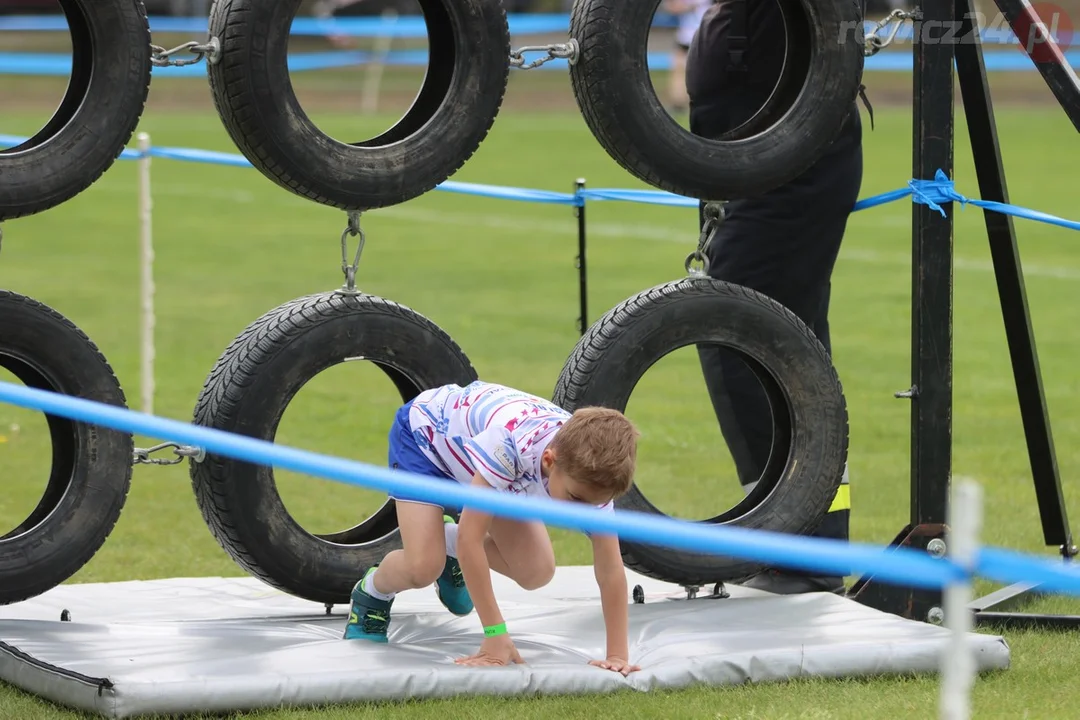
[0,380,967,590]
[4,135,1080,591]
[3,131,1078,235]
[7,375,1080,595]
[908,169,966,216]
[858,168,1080,234]
[583,169,1080,235]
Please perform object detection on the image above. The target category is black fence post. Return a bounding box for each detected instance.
[575,178,588,337]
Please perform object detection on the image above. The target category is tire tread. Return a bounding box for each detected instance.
[552,277,848,585]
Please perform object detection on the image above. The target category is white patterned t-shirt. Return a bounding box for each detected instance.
[407,381,614,512]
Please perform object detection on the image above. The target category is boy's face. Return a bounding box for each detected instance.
[541,448,614,508]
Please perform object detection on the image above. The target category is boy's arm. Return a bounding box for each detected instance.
[457,473,500,626]
[590,531,641,675]
[455,472,524,666]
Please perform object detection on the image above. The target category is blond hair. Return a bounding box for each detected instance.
[549,406,639,498]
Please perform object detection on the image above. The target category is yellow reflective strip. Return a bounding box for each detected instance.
[828,484,851,513]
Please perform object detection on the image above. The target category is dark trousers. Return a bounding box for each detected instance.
[692,105,864,547]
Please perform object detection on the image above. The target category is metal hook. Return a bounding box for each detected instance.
[339,211,365,295]
[685,201,726,277]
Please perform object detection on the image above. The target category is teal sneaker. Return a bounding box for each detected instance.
[436,515,474,616]
[343,567,393,642]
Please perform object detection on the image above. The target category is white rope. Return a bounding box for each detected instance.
[137,132,156,416]
[940,479,983,720]
[361,8,398,115]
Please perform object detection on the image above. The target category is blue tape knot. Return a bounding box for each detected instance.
[907,169,969,217]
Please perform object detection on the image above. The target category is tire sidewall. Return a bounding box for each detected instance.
[0,292,132,601]
[192,293,478,603]
[554,279,848,583]
[207,0,510,210]
[569,0,864,199]
[0,0,151,220]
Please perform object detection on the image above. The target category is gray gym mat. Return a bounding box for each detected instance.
[0,567,1010,718]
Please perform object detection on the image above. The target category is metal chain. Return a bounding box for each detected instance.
[151,37,221,68]
[510,39,579,70]
[865,9,919,56]
[684,201,726,276]
[133,442,205,465]
[338,210,365,295]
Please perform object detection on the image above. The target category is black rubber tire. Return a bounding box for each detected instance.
[567,0,864,200]
[189,292,478,604]
[0,291,133,605]
[551,278,849,585]
[205,0,510,212]
[0,0,151,222]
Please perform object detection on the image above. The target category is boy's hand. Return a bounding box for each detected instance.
[589,656,641,676]
[590,532,639,674]
[455,634,525,667]
[456,473,523,668]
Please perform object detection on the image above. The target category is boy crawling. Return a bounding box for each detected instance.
[343,380,642,675]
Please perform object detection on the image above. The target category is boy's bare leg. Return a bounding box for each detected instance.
[484,517,556,591]
[372,501,447,594]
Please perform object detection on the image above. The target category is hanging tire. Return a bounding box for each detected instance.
[205,0,510,212]
[551,278,848,585]
[567,0,864,200]
[0,291,133,605]
[189,292,478,604]
[0,0,151,222]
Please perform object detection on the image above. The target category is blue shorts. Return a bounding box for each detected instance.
[387,400,456,509]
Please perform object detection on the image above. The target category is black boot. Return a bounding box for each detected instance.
[740,569,845,595]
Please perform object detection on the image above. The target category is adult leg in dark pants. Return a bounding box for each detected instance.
[695,110,862,593]
[686,0,864,594]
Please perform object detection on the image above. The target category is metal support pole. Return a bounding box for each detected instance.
[575,178,588,337]
[955,0,1072,555]
[850,0,955,621]
[953,0,1080,630]
[908,0,956,533]
[988,0,1080,131]
[854,0,1080,628]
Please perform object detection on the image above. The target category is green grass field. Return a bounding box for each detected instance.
[4,64,1080,718]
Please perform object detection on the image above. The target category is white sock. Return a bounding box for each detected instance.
[363,570,395,601]
[444,521,459,559]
